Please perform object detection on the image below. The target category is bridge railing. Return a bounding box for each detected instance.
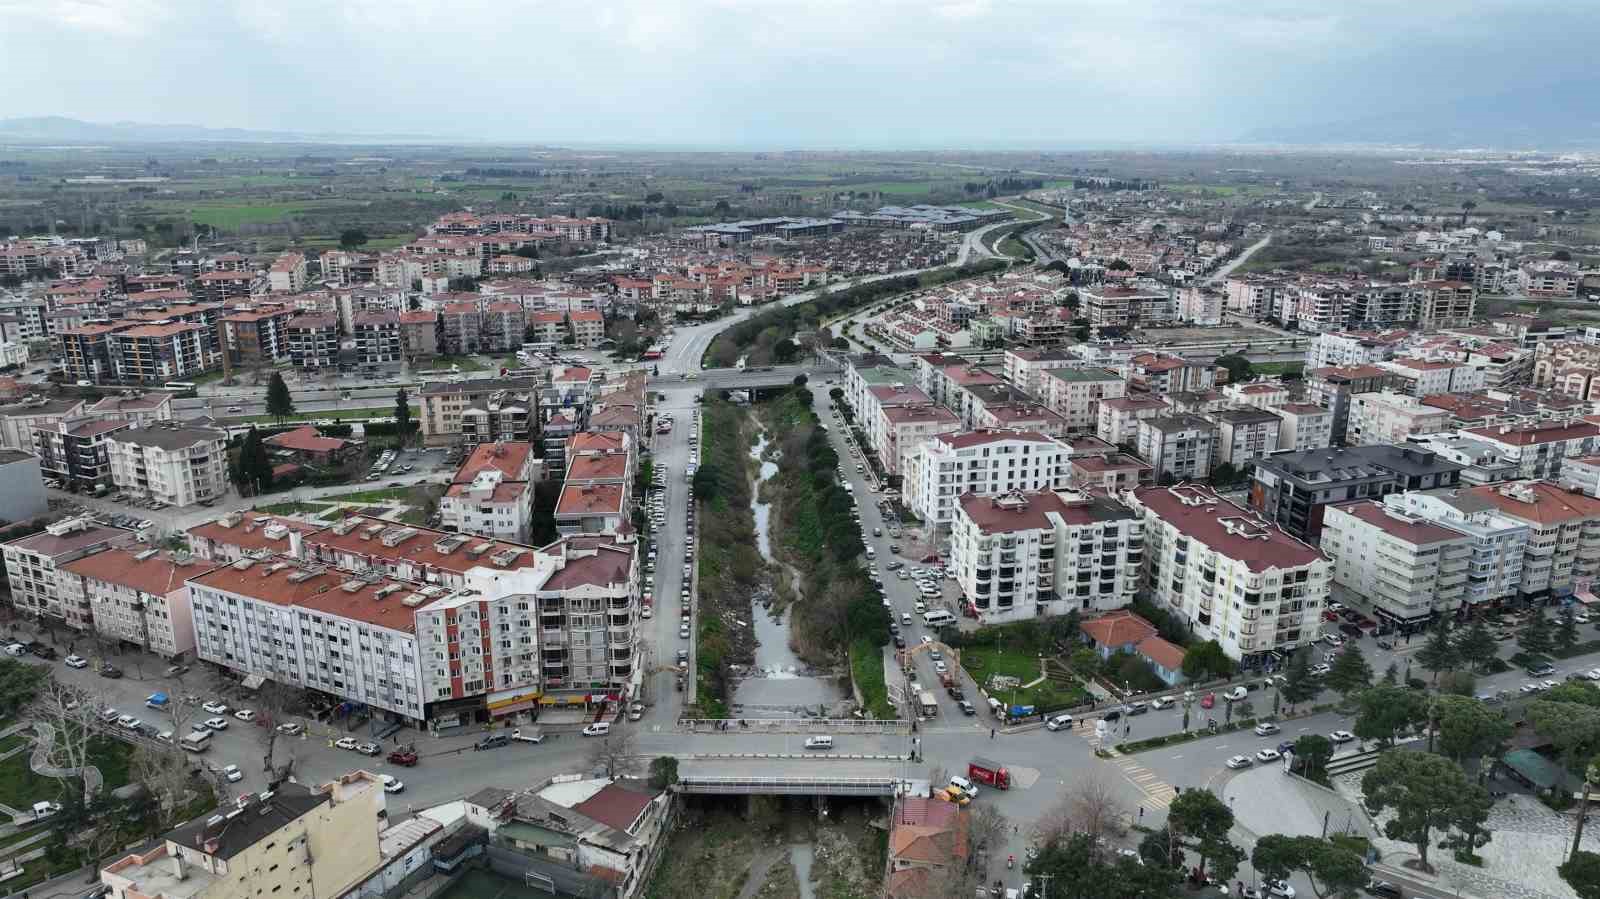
[678,776,902,795]
[679,718,911,734]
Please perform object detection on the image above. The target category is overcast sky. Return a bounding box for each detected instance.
[1,0,1592,147]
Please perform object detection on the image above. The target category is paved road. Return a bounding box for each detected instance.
[1204,234,1272,286]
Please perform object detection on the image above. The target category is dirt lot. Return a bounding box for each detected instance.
[645,797,886,899]
[1137,322,1281,342]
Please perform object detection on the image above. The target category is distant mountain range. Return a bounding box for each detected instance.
[0,116,443,144]
[1241,82,1600,150]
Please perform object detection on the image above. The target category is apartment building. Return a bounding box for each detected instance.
[352,310,402,366]
[878,404,962,477]
[220,307,294,365]
[101,777,386,899]
[440,442,538,543]
[1347,392,1452,446]
[286,314,340,369]
[1137,414,1215,482]
[1040,368,1126,433]
[1224,275,1284,318]
[1130,353,1216,394]
[192,270,257,303]
[1377,357,1484,396]
[106,322,217,384]
[186,512,324,563]
[1081,284,1172,332]
[1250,445,1465,542]
[1411,280,1477,328]
[439,302,483,354]
[950,488,1141,621]
[1307,331,1406,370]
[903,431,1071,528]
[1519,261,1579,298]
[480,302,528,353]
[88,393,174,427]
[1003,348,1083,396]
[58,323,120,383]
[1222,380,1291,411]
[2,517,134,629]
[1305,364,1401,443]
[1272,403,1335,452]
[1468,480,1600,602]
[1458,421,1600,480]
[1385,489,1530,609]
[106,423,229,506]
[399,310,441,359]
[1211,407,1282,467]
[1096,395,1169,446]
[60,547,199,659]
[570,310,605,347]
[33,417,130,492]
[971,398,1068,438]
[1320,501,1472,630]
[418,376,542,445]
[1128,484,1330,665]
[268,252,307,293]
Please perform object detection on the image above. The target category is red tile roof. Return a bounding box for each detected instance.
[556,484,625,515]
[63,548,207,595]
[1330,500,1467,545]
[1080,610,1157,648]
[1132,484,1324,572]
[186,558,436,632]
[1463,421,1600,446]
[566,453,628,482]
[453,442,534,484]
[933,430,1052,449]
[1136,635,1186,672]
[188,514,325,556]
[265,426,350,454]
[1469,481,1600,526]
[571,781,657,833]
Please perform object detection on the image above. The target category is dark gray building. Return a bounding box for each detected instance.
[1250,444,1464,542]
[0,450,47,523]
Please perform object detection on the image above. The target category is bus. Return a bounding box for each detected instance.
[162,381,198,398]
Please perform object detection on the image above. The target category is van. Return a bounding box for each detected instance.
[900,613,912,625]
[922,610,956,628]
[865,547,876,559]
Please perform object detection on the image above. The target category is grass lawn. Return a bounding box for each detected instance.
[430,355,493,372]
[86,735,132,791]
[1252,361,1305,377]
[0,744,75,811]
[957,644,1087,710]
[850,640,897,720]
[0,734,27,756]
[256,501,334,517]
[235,406,390,425]
[317,486,416,504]
[165,200,350,231]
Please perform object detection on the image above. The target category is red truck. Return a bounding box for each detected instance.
[968,757,1011,790]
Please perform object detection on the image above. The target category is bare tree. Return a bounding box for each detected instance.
[927,764,949,793]
[587,729,639,779]
[130,745,194,829]
[163,688,200,739]
[31,679,102,802]
[249,682,299,779]
[968,804,1010,858]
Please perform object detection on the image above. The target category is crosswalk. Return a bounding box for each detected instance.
[1071,717,1179,812]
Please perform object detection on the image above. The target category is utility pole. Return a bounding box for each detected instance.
[1034,872,1054,899]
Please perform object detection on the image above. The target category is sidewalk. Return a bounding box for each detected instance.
[1223,766,1371,844]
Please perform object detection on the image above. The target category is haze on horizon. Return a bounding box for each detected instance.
[1,0,1594,149]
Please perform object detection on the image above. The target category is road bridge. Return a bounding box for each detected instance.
[647,364,839,392]
[675,758,917,796]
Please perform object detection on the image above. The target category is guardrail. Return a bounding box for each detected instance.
[684,752,909,761]
[677,776,902,796]
[679,718,911,734]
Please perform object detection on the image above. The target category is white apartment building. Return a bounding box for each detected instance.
[106,423,229,506]
[1128,484,1330,664]
[1178,286,1223,325]
[440,442,539,543]
[1307,331,1405,370]
[878,404,962,476]
[1459,421,1600,480]
[1272,403,1335,452]
[1003,349,1082,396]
[1097,395,1170,446]
[1347,392,1452,446]
[1211,408,1282,467]
[60,547,198,660]
[1386,490,1529,608]
[1,517,133,629]
[1222,380,1291,411]
[950,488,1141,621]
[1319,501,1471,630]
[904,431,1072,528]
[1040,368,1126,433]
[268,252,307,293]
[1137,414,1215,481]
[1377,358,1484,396]
[187,558,433,723]
[1469,480,1600,602]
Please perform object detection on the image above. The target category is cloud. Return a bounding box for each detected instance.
[0,0,1594,146]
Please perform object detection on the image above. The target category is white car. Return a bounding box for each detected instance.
[64,654,89,669]
[920,636,932,646]
[233,709,256,722]
[335,736,359,750]
[380,774,404,793]
[1521,682,1545,693]
[1045,714,1073,731]
[1255,748,1282,763]
[203,717,229,731]
[1150,696,1174,710]
[581,723,611,737]
[276,723,305,736]
[115,714,137,729]
[1330,730,1355,744]
[222,764,243,783]
[933,661,948,674]
[1254,722,1280,736]
[1225,755,1253,769]
[203,701,228,715]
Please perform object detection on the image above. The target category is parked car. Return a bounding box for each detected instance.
[335,737,359,750]
[380,774,404,793]
[233,709,256,722]
[355,742,381,756]
[475,734,510,751]
[203,701,228,715]
[275,723,304,736]
[64,654,89,669]
[1225,755,1253,769]
[1255,748,1282,763]
[203,717,229,731]
[1329,730,1355,744]
[222,764,243,783]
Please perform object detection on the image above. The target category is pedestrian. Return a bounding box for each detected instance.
[1138,807,1144,821]
[989,728,995,740]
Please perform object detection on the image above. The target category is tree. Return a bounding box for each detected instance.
[1558,607,1581,655]
[131,745,197,830]
[1293,734,1334,781]
[338,229,369,249]
[1280,650,1321,711]
[1362,751,1485,873]
[1527,699,1600,773]
[1519,609,1554,661]
[969,803,1010,859]
[1253,835,1370,899]
[394,388,412,442]
[1180,640,1233,681]
[31,679,103,802]
[1214,353,1254,384]
[1034,779,1125,847]
[828,387,844,402]
[1434,694,1512,773]
[792,374,808,387]
[1167,789,1243,881]
[1353,684,1428,748]
[1561,851,1600,899]
[0,658,46,717]
[1440,784,1494,863]
[236,427,274,495]
[1455,618,1497,672]
[587,729,638,778]
[1415,619,1457,683]
[1380,662,1399,686]
[265,372,295,424]
[648,756,679,790]
[1325,643,1374,699]
[1028,832,1179,899]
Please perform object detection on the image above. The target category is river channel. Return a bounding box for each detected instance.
[733,431,845,715]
